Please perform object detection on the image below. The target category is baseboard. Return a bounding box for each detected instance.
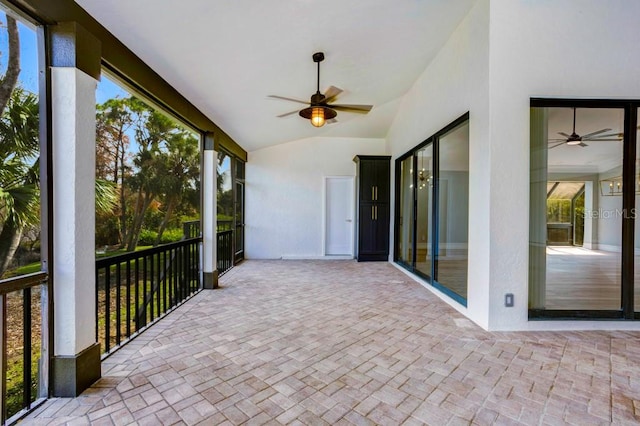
[53,342,101,397]
[281,255,354,260]
[203,270,219,289]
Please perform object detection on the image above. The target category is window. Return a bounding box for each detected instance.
[0,5,47,420]
[529,100,640,319]
[394,113,469,305]
[95,73,201,255]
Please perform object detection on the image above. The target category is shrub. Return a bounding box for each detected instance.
[138,229,158,246]
[159,228,183,244]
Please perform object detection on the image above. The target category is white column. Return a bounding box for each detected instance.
[51,66,101,395]
[202,133,218,288]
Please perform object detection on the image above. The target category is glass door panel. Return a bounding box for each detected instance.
[415,146,433,279]
[435,121,469,299]
[397,156,414,266]
[531,107,624,311]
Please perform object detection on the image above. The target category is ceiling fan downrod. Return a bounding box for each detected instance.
[313,52,324,100]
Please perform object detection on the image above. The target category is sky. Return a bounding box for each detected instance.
[0,10,212,173]
[0,11,127,103]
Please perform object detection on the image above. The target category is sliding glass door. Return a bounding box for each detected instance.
[530,100,640,320]
[394,114,469,306]
[415,146,433,279]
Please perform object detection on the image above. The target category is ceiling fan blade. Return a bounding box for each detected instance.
[578,142,588,147]
[276,109,301,118]
[582,139,622,142]
[558,132,572,138]
[323,86,343,103]
[330,104,373,114]
[584,132,622,140]
[268,95,310,105]
[580,128,611,139]
[326,118,338,125]
[549,142,567,149]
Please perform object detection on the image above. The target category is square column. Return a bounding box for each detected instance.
[202,133,218,288]
[49,22,101,397]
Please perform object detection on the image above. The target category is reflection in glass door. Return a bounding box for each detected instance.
[397,156,414,266]
[415,146,433,278]
[435,121,469,299]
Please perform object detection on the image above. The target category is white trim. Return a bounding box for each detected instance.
[596,244,622,253]
[282,255,354,260]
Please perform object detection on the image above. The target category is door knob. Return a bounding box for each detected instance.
[346,219,352,222]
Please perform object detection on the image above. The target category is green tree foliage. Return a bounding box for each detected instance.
[95,96,200,252]
[0,89,39,277]
[0,89,118,276]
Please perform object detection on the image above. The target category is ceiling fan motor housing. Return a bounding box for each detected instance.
[310,92,326,104]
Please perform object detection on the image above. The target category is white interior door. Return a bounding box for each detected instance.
[325,177,354,256]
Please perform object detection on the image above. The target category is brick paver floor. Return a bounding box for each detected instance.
[26,260,640,425]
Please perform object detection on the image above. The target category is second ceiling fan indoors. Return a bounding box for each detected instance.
[549,107,622,149]
[269,52,373,127]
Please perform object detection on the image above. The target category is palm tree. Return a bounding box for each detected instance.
[0,88,117,277]
[0,88,40,276]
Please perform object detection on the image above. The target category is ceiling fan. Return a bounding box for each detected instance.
[268,52,373,128]
[549,107,622,149]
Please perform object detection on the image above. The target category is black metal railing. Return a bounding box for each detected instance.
[0,271,48,425]
[216,220,233,232]
[95,237,201,356]
[182,220,201,239]
[217,230,233,275]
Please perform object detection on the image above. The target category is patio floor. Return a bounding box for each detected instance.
[26,260,640,425]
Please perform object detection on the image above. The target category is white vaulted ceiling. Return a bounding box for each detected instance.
[74,0,476,152]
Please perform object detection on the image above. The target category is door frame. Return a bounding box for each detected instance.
[322,176,355,257]
[529,98,639,320]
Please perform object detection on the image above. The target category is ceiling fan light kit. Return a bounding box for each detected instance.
[269,51,373,128]
[300,105,337,127]
[548,107,621,149]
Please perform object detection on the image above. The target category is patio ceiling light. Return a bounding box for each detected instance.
[299,105,337,128]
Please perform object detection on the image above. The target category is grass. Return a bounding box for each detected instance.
[1,245,155,280]
[95,245,153,259]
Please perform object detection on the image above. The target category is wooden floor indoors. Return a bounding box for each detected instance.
[545,246,640,311]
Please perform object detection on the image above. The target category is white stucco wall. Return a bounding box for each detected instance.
[487,0,640,330]
[386,0,491,328]
[245,137,386,259]
[385,0,640,331]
